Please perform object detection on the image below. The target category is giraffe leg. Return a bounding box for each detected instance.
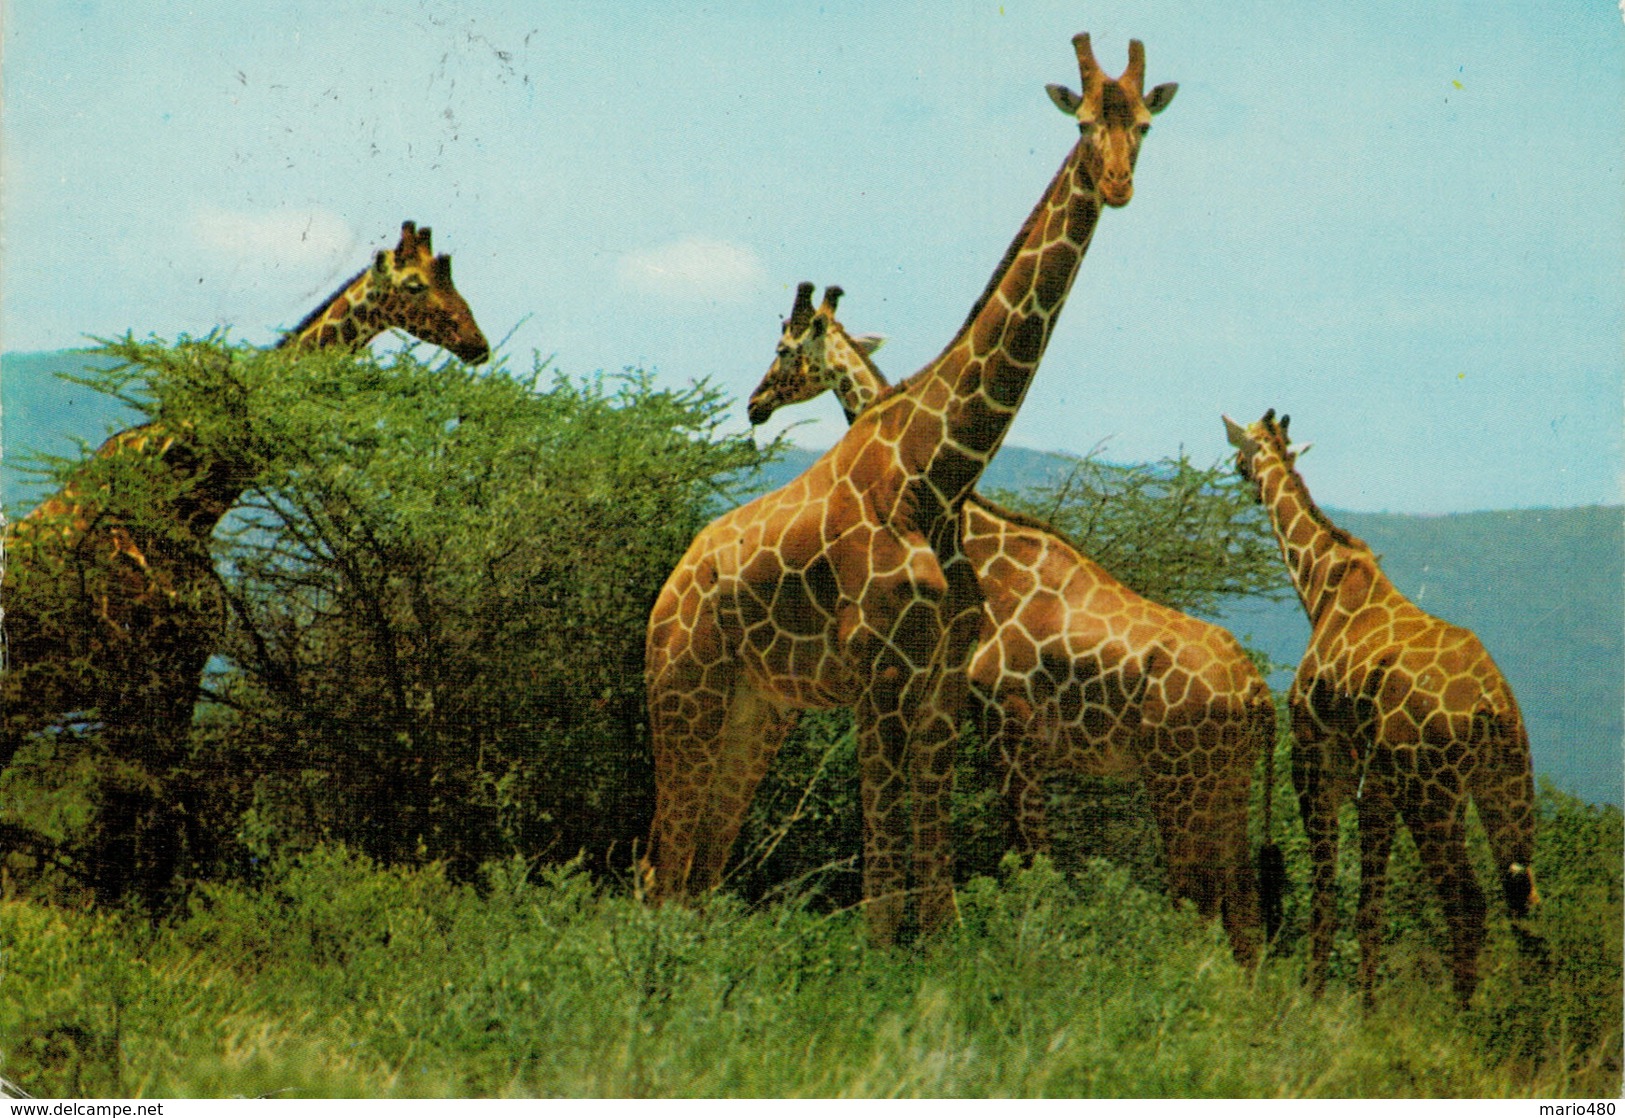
[1466,725,1538,919]
[1293,726,1343,999]
[645,674,791,902]
[1142,744,1222,917]
[1142,722,1260,969]
[644,636,734,904]
[855,663,912,946]
[907,556,989,937]
[686,690,798,892]
[909,649,972,938]
[1210,712,1264,970]
[988,713,1050,855]
[848,596,976,943]
[1353,773,1399,1010]
[1398,765,1487,1008]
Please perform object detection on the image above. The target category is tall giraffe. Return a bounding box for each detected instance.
[747,284,1280,961]
[1223,409,1538,1006]
[644,35,1176,944]
[1,220,489,900]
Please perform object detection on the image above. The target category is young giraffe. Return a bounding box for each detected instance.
[644,34,1176,945]
[1224,409,1538,1007]
[1,221,488,899]
[748,284,1281,962]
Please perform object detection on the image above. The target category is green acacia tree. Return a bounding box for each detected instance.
[201,344,778,879]
[1,337,780,897]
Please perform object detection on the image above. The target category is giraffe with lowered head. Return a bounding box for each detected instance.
[747,284,1281,961]
[1224,409,1537,1006]
[1,221,489,900]
[644,34,1176,944]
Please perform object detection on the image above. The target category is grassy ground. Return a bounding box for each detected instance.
[2,791,1618,1101]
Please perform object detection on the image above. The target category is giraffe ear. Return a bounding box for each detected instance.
[372,249,392,277]
[432,254,454,283]
[1046,83,1084,116]
[1222,414,1251,450]
[1144,82,1177,115]
[851,333,886,356]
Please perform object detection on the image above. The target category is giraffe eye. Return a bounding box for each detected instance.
[402,277,429,294]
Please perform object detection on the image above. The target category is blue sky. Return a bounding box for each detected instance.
[3,1,1621,513]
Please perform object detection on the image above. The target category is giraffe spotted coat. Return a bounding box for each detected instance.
[1225,409,1537,1007]
[644,35,1176,946]
[747,285,1277,965]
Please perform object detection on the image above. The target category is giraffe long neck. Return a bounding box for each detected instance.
[826,327,892,421]
[1254,455,1368,627]
[892,141,1102,515]
[278,268,389,352]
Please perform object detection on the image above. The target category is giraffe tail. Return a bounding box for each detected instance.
[1254,697,1286,945]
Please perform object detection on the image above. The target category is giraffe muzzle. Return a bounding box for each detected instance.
[454,338,491,365]
[1100,177,1134,207]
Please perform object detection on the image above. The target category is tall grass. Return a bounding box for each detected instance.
[2,786,1617,1099]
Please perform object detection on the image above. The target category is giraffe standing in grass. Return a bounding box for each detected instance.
[1,221,488,901]
[746,284,1281,962]
[644,34,1176,944]
[1224,409,1537,1006]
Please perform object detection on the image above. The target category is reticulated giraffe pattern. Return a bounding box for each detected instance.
[0,221,489,899]
[278,221,489,362]
[643,34,1177,945]
[748,283,1278,963]
[1224,409,1538,1007]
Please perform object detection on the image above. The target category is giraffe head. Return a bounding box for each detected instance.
[1223,409,1308,498]
[1045,34,1177,208]
[367,221,491,363]
[747,282,885,425]
[284,221,491,363]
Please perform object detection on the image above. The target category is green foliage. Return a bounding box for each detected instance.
[0,337,254,905]
[2,337,779,895]
[4,338,1615,1098]
[202,341,773,877]
[1,784,1616,1098]
[987,449,1289,617]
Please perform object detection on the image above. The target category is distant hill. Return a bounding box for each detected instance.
[6,351,1620,805]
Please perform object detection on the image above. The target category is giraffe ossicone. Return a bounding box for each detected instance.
[643,34,1176,947]
[746,282,1283,964]
[1225,408,1539,1007]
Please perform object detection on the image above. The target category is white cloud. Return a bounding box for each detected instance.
[615,238,767,303]
[189,207,357,271]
